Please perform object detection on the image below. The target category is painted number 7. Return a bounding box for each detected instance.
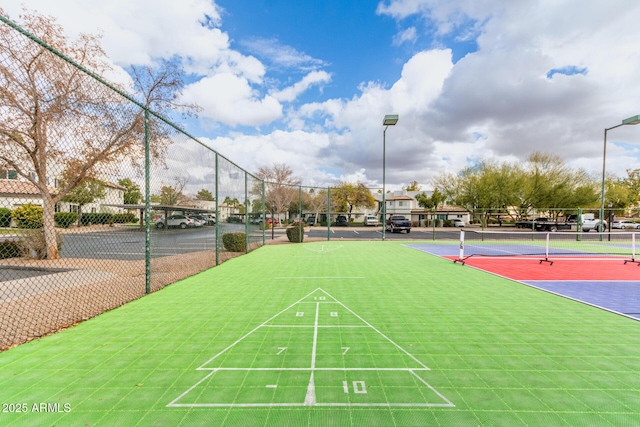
[277,347,287,355]
[341,347,350,355]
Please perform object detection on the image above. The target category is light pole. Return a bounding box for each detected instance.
[382,114,398,241]
[600,115,640,238]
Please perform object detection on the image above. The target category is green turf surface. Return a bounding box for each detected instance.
[1,241,639,426]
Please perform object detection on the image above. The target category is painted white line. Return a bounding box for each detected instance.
[320,288,430,370]
[169,287,454,408]
[198,368,430,371]
[275,277,366,279]
[353,230,359,235]
[169,402,454,408]
[303,302,320,405]
[409,370,455,407]
[196,288,324,369]
[167,370,216,407]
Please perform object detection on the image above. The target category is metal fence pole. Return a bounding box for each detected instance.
[245,172,249,253]
[144,109,151,294]
[327,187,331,241]
[215,153,219,265]
[298,185,302,243]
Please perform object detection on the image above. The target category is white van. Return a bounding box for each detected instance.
[364,215,379,226]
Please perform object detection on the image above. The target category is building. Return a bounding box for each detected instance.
[0,168,126,218]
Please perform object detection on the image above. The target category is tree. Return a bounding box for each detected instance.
[0,8,198,258]
[118,178,142,205]
[430,152,600,222]
[59,159,106,224]
[403,181,422,191]
[415,188,444,210]
[624,169,640,206]
[255,163,301,219]
[331,182,375,221]
[196,189,215,201]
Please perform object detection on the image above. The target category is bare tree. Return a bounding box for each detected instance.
[255,163,301,220]
[0,8,198,258]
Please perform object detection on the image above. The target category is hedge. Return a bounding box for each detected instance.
[80,212,113,226]
[222,232,246,252]
[54,212,78,228]
[286,224,304,243]
[0,208,11,228]
[113,213,138,224]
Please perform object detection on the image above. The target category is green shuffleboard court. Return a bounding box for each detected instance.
[1,241,639,426]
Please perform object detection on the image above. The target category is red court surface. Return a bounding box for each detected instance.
[447,256,640,281]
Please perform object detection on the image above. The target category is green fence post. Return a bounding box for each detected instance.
[144,109,151,294]
[215,153,219,265]
[245,172,249,253]
[298,185,302,243]
[327,187,331,241]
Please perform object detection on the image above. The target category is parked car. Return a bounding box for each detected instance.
[364,215,379,226]
[386,215,411,233]
[188,216,205,227]
[250,214,279,225]
[307,216,316,226]
[190,214,215,226]
[335,215,349,226]
[155,214,194,229]
[227,215,243,223]
[452,219,465,227]
[612,219,640,229]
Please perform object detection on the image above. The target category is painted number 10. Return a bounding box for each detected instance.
[343,381,367,394]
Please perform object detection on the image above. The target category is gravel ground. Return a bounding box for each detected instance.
[0,241,263,351]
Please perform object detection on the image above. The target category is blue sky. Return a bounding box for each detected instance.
[2,0,640,194]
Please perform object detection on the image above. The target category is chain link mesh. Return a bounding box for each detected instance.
[0,16,266,350]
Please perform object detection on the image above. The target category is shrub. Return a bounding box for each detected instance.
[12,203,43,228]
[17,229,63,259]
[113,213,138,224]
[54,212,78,228]
[222,232,246,252]
[286,224,304,243]
[80,212,114,225]
[443,219,453,227]
[0,208,11,228]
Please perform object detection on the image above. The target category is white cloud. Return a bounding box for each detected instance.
[392,27,417,46]
[271,71,332,102]
[181,73,282,126]
[240,37,327,70]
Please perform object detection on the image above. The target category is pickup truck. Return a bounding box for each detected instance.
[386,215,412,233]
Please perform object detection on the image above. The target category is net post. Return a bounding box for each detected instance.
[454,229,465,264]
[245,172,249,254]
[539,232,553,265]
[625,232,639,265]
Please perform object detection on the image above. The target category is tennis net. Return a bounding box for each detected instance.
[455,230,639,265]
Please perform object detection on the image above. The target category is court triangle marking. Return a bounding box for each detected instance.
[168,287,454,408]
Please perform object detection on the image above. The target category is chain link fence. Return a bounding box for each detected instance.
[2,13,638,351]
[0,15,268,350]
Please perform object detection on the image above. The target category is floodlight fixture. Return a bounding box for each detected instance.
[383,115,399,126]
[600,114,640,238]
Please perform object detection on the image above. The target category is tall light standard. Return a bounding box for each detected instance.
[382,114,398,241]
[600,115,640,238]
